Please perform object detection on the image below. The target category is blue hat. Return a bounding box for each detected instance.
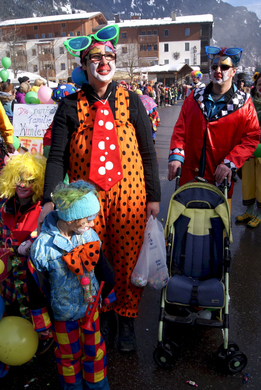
[52,83,77,102]
[56,181,100,221]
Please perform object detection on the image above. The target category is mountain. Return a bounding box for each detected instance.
[0,0,260,67]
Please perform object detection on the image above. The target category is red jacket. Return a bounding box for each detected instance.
[169,87,260,194]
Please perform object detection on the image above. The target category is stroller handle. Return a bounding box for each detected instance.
[175,166,182,191]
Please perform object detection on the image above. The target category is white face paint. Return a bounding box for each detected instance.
[211,68,230,84]
[210,55,234,85]
[74,226,90,234]
[89,60,116,82]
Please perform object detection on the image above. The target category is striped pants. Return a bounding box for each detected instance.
[51,310,109,390]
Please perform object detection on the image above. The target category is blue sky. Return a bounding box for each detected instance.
[224,0,261,18]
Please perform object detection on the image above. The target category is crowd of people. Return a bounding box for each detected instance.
[0,22,260,390]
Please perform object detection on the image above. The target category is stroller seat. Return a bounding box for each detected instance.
[154,181,248,374]
[166,201,227,311]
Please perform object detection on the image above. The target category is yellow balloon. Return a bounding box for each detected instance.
[0,316,39,365]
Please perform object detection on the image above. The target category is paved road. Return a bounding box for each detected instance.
[2,101,261,390]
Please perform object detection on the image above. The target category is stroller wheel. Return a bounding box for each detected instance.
[226,351,247,374]
[217,341,239,356]
[153,341,179,371]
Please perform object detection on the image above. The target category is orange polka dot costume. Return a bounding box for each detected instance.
[43,81,161,318]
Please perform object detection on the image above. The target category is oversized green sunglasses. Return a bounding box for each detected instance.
[64,24,120,57]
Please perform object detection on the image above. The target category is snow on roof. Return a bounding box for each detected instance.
[133,63,196,73]
[108,14,213,28]
[0,12,102,27]
[0,68,58,87]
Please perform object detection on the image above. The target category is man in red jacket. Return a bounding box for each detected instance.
[168,46,260,198]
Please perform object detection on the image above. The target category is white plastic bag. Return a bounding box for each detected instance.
[147,216,169,289]
[131,216,169,289]
[131,235,149,287]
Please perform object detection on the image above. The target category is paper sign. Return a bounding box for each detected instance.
[13,104,57,138]
[19,137,43,155]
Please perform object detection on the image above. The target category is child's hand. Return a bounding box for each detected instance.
[18,240,32,256]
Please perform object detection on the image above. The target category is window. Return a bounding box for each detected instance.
[141,31,146,35]
[147,30,151,35]
[147,45,152,51]
[72,62,78,69]
[121,32,127,39]
[21,36,25,39]
[122,47,127,54]
[185,28,190,36]
[48,33,53,38]
[62,32,66,37]
[62,23,66,28]
[43,48,53,55]
[140,44,146,51]
[34,26,38,30]
[77,31,80,36]
[32,49,36,56]
[123,62,128,67]
[153,30,158,35]
[61,63,66,70]
[185,42,190,51]
[185,58,190,65]
[164,29,169,37]
[154,44,158,51]
[164,43,169,52]
[42,34,46,38]
[60,47,65,54]
[6,51,10,57]
[69,32,73,37]
[164,59,169,64]
[33,65,38,72]
[35,34,39,39]
[200,25,209,37]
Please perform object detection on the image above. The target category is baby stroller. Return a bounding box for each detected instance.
[153,169,247,374]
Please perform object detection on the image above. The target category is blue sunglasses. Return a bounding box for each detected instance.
[205,46,243,64]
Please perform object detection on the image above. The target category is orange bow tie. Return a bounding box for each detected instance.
[62,241,100,275]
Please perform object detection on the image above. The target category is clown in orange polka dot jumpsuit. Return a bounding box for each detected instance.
[40,39,161,352]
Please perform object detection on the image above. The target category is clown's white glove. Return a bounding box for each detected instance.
[18,240,32,256]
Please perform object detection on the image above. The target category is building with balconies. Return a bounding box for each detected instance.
[110,13,213,84]
[0,12,106,84]
[0,11,213,85]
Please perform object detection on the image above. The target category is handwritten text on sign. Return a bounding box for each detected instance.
[13,104,58,137]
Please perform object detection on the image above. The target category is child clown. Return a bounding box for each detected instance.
[28,180,115,390]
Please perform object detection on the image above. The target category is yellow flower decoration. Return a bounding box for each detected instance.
[252,72,260,82]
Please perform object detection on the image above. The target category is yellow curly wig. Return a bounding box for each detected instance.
[0,152,46,203]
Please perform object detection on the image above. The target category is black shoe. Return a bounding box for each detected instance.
[100,311,116,342]
[36,337,54,355]
[118,316,136,352]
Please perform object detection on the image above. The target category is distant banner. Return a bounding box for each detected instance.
[13,104,57,137]
[19,137,43,155]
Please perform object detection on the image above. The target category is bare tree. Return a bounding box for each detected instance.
[116,40,139,82]
[1,25,26,78]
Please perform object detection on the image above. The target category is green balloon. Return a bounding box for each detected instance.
[0,69,9,82]
[12,136,20,150]
[253,143,261,158]
[25,91,40,104]
[1,57,11,69]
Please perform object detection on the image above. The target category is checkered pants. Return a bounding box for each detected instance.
[51,309,107,389]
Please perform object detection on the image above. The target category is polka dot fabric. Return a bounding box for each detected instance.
[69,87,147,317]
[89,100,123,191]
[62,241,100,275]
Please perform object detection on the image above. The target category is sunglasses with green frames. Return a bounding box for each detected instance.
[64,24,120,57]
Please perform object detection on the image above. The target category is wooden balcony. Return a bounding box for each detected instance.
[138,35,159,45]
[38,53,54,62]
[39,69,56,78]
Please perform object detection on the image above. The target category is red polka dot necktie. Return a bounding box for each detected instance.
[89,100,123,191]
